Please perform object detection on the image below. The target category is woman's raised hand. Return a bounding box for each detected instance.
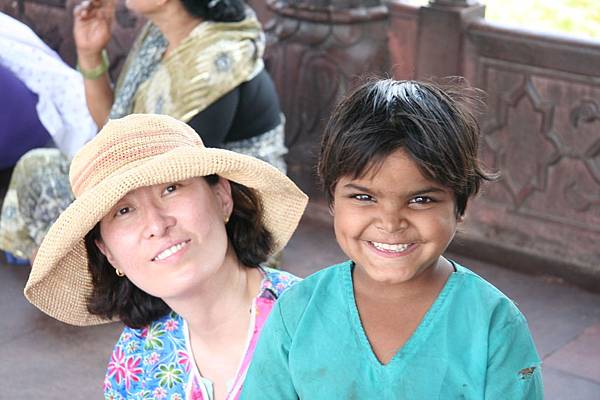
[73,0,115,57]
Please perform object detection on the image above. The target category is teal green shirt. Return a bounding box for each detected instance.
[240,261,543,399]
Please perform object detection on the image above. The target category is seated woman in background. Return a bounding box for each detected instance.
[0,64,52,171]
[24,114,307,399]
[75,0,284,168]
[0,0,285,263]
[0,12,96,262]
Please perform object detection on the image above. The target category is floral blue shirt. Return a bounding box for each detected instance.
[103,267,300,400]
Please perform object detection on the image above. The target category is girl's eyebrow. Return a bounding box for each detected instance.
[342,182,447,197]
[405,187,447,197]
[342,183,371,192]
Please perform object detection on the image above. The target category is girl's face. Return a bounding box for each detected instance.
[332,148,460,286]
[96,177,234,301]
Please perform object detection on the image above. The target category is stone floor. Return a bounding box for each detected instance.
[1,205,599,399]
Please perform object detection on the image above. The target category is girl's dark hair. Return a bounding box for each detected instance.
[318,78,497,217]
[180,0,246,22]
[84,175,273,329]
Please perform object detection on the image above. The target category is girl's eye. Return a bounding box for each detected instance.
[352,194,374,202]
[409,196,433,205]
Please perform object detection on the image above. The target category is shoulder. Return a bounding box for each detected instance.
[283,261,348,296]
[273,261,350,315]
[261,267,301,298]
[451,262,526,325]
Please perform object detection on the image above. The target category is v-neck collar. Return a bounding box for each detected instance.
[181,267,274,399]
[341,261,460,369]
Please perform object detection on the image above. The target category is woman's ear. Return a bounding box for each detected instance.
[95,239,107,255]
[95,238,115,264]
[213,177,234,221]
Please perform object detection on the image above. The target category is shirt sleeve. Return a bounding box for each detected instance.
[239,300,299,400]
[484,314,544,400]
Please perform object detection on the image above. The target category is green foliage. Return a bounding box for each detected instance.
[484,0,600,40]
[403,0,600,39]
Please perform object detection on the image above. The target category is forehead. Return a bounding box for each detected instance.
[336,149,448,193]
[115,177,203,202]
[342,149,423,182]
[115,182,162,202]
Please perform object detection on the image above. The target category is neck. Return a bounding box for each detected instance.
[147,2,202,54]
[164,250,262,339]
[353,256,453,303]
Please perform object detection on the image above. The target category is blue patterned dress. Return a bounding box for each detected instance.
[103,268,299,400]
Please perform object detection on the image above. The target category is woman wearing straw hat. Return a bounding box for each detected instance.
[0,0,286,266]
[25,114,307,399]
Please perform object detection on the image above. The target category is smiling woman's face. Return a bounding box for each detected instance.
[96,177,234,301]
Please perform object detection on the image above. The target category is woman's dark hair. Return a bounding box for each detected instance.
[84,175,273,329]
[318,78,497,217]
[181,0,246,22]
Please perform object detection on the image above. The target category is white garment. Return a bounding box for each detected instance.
[0,12,97,158]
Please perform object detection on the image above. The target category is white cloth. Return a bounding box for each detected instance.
[0,12,97,158]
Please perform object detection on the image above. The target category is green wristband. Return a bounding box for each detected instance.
[77,49,110,80]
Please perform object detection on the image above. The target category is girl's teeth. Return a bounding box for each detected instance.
[371,241,409,252]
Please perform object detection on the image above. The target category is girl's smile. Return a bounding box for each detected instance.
[367,241,417,257]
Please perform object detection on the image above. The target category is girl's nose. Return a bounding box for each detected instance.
[376,206,409,233]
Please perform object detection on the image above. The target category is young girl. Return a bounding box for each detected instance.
[240,79,543,399]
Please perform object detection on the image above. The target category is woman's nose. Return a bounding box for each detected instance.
[143,206,176,238]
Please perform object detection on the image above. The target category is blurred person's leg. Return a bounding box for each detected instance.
[0,149,73,261]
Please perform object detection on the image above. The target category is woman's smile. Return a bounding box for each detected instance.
[152,239,192,262]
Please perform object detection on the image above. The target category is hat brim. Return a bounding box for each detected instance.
[24,147,308,326]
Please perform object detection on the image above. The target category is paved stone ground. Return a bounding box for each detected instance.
[1,201,599,399]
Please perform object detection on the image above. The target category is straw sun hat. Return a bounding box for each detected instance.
[24,114,308,326]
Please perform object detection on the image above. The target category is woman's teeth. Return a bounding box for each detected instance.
[154,241,187,261]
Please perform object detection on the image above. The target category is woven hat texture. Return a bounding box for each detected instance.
[24,114,308,326]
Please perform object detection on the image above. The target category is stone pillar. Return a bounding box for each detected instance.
[263,0,390,197]
[415,0,484,79]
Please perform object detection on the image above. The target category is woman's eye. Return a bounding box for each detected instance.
[352,194,374,202]
[164,184,179,194]
[116,207,131,216]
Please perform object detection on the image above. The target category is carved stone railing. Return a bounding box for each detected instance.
[456,19,600,290]
[3,0,600,289]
